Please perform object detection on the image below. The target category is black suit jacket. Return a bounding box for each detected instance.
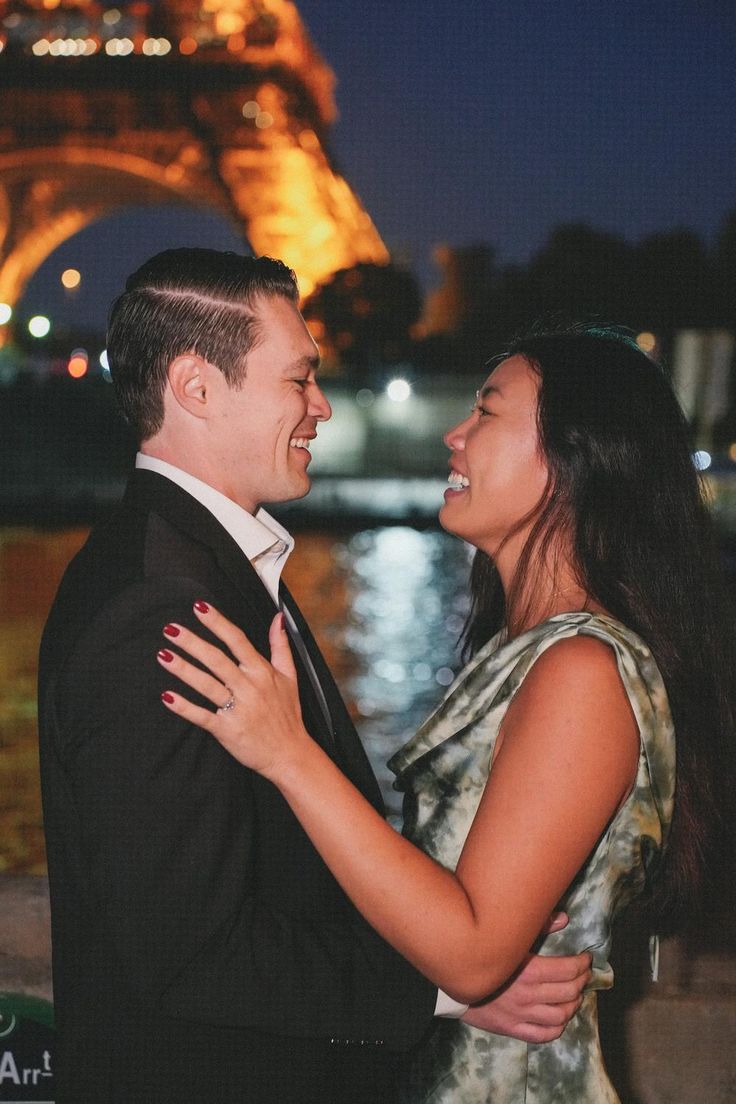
[38,471,435,1104]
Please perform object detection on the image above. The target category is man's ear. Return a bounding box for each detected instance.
[167,353,214,419]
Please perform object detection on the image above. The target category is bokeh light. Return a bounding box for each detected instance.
[28,315,51,338]
[61,268,81,289]
[636,331,657,353]
[386,379,411,402]
[67,350,88,379]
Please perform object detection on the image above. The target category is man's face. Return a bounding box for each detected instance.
[207,295,331,513]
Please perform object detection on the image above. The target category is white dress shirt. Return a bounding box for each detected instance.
[136,453,293,602]
[135,453,466,1018]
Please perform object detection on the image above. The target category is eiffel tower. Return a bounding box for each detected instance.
[0,0,388,326]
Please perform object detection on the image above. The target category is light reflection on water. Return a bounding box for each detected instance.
[0,524,472,871]
[336,527,471,818]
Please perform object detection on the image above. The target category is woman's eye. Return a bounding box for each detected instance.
[471,403,491,417]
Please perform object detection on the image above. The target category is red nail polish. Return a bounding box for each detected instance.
[163,624,180,637]
[194,601,210,613]
[161,692,175,704]
[158,649,174,663]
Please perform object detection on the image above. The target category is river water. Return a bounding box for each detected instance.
[0,524,472,873]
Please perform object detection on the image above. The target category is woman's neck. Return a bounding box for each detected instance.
[495,543,605,637]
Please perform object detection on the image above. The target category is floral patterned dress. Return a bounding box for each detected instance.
[390,612,675,1103]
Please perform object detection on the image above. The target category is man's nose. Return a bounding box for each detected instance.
[310,382,332,422]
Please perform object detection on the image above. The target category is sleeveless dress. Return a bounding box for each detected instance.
[389,612,675,1104]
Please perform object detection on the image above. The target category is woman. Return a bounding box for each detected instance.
[157,326,733,1101]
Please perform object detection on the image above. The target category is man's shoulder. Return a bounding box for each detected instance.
[40,499,210,673]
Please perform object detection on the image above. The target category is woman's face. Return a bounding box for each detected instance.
[439,355,549,557]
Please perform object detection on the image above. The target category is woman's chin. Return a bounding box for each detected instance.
[438,498,463,537]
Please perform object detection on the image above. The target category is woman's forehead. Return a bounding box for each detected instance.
[482,355,538,399]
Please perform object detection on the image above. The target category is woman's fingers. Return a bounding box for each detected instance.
[157,647,232,710]
[192,601,262,668]
[156,606,309,781]
[161,689,220,733]
[542,910,568,935]
[162,621,243,688]
[268,613,298,681]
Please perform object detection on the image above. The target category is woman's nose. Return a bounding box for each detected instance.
[443,414,470,451]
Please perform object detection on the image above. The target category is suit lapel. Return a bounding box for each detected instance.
[281,581,385,812]
[125,471,345,757]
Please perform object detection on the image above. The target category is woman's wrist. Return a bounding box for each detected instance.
[271,727,329,795]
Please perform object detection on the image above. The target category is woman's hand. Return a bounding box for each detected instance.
[157,602,312,783]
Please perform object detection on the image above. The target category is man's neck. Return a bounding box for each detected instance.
[138,445,257,514]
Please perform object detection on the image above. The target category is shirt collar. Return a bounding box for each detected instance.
[135,453,294,563]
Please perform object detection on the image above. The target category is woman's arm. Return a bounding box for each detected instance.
[159,605,637,1004]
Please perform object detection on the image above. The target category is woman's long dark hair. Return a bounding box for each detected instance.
[463,324,735,931]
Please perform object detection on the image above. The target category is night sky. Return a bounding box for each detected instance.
[21,0,736,332]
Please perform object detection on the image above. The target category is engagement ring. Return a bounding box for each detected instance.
[219,692,236,713]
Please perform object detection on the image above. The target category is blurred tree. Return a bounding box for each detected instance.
[303,218,734,386]
[419,245,498,376]
[424,244,496,336]
[515,223,636,325]
[633,228,714,332]
[302,262,423,373]
[715,208,736,331]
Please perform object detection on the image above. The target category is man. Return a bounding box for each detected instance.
[39,249,589,1103]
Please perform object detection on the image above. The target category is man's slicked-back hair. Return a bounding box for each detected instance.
[106,247,299,441]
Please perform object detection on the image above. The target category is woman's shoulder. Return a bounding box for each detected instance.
[514,612,675,794]
[517,610,648,652]
[510,612,660,686]
[505,626,639,751]
[520,626,622,686]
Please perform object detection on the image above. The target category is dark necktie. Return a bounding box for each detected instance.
[279,596,334,739]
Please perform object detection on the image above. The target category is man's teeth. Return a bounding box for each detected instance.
[290,437,311,449]
[448,471,470,489]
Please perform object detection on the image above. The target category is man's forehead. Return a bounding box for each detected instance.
[247,295,319,362]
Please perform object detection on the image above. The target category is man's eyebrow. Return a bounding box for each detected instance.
[285,354,321,375]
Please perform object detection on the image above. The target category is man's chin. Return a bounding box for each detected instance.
[264,474,312,508]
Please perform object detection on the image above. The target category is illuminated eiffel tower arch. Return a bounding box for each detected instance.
[0,0,388,322]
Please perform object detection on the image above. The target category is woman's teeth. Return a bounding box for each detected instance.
[290,438,311,449]
[447,471,470,488]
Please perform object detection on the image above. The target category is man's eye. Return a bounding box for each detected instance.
[292,378,308,388]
